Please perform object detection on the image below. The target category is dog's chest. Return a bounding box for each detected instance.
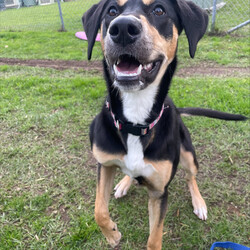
[121,134,155,177]
[101,134,155,178]
[99,83,159,177]
[118,84,158,177]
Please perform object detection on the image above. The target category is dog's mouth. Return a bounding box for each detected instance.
[114,55,157,77]
[111,54,162,91]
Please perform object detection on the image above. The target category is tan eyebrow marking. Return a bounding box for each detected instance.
[142,0,155,5]
[117,0,128,6]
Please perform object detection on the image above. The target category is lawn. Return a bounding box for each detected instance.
[0,31,249,67]
[0,6,249,248]
[0,65,249,249]
[0,0,249,34]
[0,0,99,32]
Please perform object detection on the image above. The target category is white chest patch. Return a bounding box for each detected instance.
[116,83,159,177]
[121,83,158,125]
[121,134,155,178]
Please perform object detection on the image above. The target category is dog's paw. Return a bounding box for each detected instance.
[192,197,207,220]
[114,175,132,199]
[102,223,121,248]
[106,231,121,248]
[193,206,207,221]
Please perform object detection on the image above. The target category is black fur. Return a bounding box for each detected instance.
[178,107,247,121]
[82,0,246,247]
[82,0,209,59]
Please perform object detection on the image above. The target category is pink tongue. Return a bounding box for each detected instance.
[117,61,139,74]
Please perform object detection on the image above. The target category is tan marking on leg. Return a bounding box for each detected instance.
[180,147,207,220]
[144,159,173,192]
[142,0,155,5]
[147,198,164,250]
[147,187,168,250]
[95,165,121,247]
[93,144,124,167]
[142,160,172,249]
[180,148,198,179]
[117,0,128,6]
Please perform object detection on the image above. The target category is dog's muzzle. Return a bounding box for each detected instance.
[105,16,163,92]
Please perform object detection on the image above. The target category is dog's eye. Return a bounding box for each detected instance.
[108,7,118,17]
[153,6,165,16]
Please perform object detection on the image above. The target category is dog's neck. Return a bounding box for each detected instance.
[120,84,159,125]
[103,57,177,126]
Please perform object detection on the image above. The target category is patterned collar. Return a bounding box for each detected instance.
[106,100,165,136]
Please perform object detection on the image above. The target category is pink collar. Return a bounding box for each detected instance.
[106,100,165,136]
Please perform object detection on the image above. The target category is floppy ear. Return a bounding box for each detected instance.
[175,0,208,58]
[82,0,108,60]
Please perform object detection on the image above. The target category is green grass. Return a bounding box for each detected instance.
[0,31,249,66]
[0,0,249,35]
[0,0,99,32]
[0,31,102,60]
[212,0,249,34]
[0,19,249,248]
[178,34,249,67]
[0,65,249,249]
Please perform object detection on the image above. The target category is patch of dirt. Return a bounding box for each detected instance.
[177,63,250,77]
[0,58,102,71]
[0,57,249,77]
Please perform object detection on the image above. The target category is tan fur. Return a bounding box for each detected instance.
[180,147,198,180]
[145,160,173,250]
[95,166,121,247]
[144,159,173,192]
[147,195,165,250]
[93,144,124,166]
[140,15,178,63]
[142,0,155,5]
[180,147,207,219]
[117,0,128,6]
[139,16,178,88]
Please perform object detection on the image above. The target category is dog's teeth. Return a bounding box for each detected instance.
[143,63,153,72]
[116,58,121,65]
[137,64,142,75]
[114,64,119,75]
[113,64,142,77]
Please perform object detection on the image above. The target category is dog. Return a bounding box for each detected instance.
[82,0,247,249]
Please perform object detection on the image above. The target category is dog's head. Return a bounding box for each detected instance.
[82,0,208,92]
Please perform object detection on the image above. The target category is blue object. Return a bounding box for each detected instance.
[210,241,249,250]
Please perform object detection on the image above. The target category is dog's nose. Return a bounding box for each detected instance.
[109,17,142,46]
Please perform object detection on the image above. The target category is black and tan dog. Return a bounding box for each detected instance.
[82,0,246,249]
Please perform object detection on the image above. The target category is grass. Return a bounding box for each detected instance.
[0,0,99,32]
[0,31,249,67]
[213,0,250,33]
[0,11,249,248]
[0,31,102,60]
[0,63,249,249]
[0,0,249,35]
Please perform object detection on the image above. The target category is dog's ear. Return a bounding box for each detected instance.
[175,0,208,58]
[82,0,108,60]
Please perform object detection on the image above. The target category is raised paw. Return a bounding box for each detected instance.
[114,175,133,199]
[192,196,207,221]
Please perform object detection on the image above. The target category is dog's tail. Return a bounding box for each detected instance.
[178,107,248,121]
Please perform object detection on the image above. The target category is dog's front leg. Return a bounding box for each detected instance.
[147,189,168,250]
[95,163,121,247]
